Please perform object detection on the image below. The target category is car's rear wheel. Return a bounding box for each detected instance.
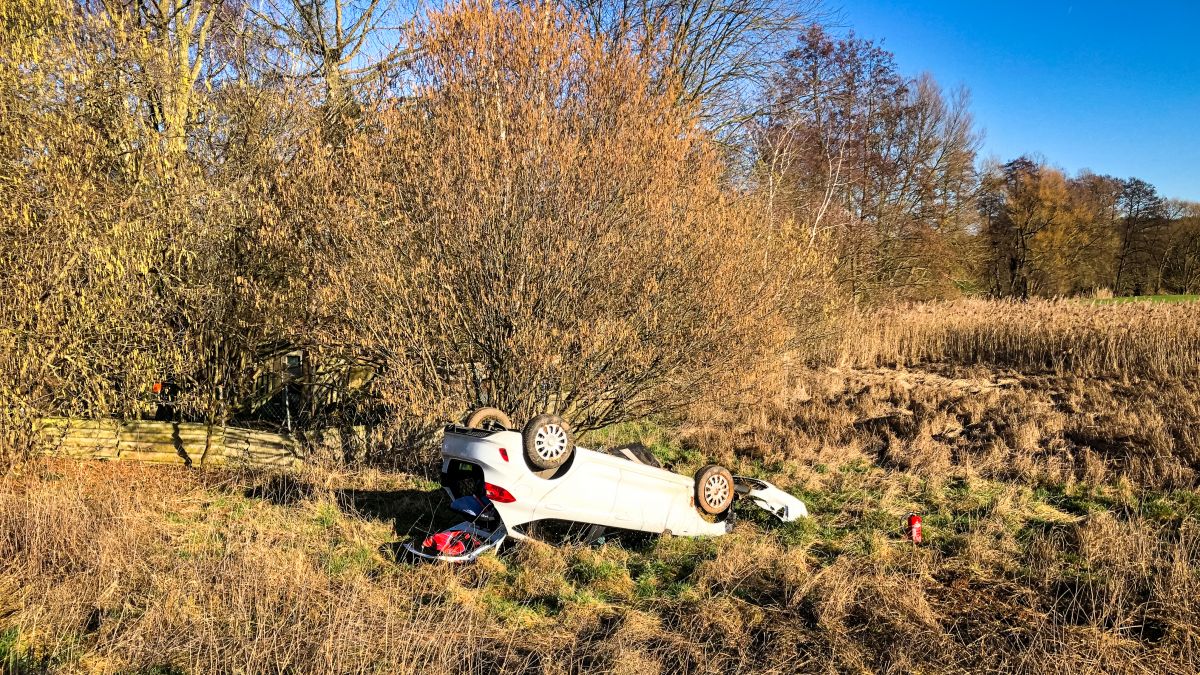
[694,464,734,515]
[464,407,512,431]
[522,415,574,470]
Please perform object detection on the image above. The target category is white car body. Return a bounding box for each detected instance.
[436,425,808,541]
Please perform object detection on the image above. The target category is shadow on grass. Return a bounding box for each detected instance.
[242,473,462,544]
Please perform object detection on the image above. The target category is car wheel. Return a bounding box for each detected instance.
[694,464,734,515]
[464,407,512,431]
[522,414,574,470]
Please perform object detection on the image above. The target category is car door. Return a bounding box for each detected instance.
[530,455,622,526]
[613,465,682,533]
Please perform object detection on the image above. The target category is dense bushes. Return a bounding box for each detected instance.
[0,0,818,463]
[321,3,804,431]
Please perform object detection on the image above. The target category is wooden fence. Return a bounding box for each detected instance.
[39,418,365,469]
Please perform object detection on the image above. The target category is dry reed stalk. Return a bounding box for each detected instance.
[831,298,1200,381]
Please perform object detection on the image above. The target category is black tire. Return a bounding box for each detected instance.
[464,407,512,431]
[694,464,734,515]
[522,415,574,470]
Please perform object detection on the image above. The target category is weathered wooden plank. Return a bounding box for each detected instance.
[237,428,293,441]
[119,432,220,446]
[41,417,119,431]
[237,444,297,458]
[59,425,120,435]
[116,450,192,464]
[121,422,207,432]
[117,442,188,455]
[223,441,298,455]
[229,455,298,468]
[239,451,299,465]
[195,453,228,466]
[59,437,121,448]
[50,445,119,459]
[40,417,316,469]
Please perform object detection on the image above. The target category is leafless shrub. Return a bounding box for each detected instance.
[315,1,808,435]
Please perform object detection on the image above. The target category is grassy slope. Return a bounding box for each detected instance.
[5,301,1200,673]
[4,363,1200,674]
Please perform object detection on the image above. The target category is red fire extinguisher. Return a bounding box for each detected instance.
[904,512,923,544]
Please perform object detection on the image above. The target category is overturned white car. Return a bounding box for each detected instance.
[406,408,808,562]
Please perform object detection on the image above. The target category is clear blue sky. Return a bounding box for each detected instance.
[831,1,1200,201]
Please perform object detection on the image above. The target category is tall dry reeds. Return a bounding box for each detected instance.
[832,298,1200,380]
[0,463,528,672]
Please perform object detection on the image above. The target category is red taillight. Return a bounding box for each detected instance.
[484,482,516,503]
[498,447,509,462]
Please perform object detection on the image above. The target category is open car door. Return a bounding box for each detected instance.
[403,494,508,562]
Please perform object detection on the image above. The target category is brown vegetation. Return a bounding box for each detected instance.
[3,0,1200,670]
[5,299,1200,674]
[3,0,1195,467]
[832,297,1200,381]
[979,159,1200,298]
[0,0,820,465]
[321,1,806,432]
[754,25,980,303]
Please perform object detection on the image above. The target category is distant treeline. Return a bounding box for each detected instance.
[753,26,1199,302]
[978,159,1198,299]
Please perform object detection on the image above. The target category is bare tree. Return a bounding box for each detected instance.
[248,0,409,118]
[313,1,803,434]
[1113,178,1167,295]
[979,157,1073,299]
[756,26,980,304]
[92,0,226,156]
[564,0,819,132]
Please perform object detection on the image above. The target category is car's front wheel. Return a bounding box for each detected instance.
[694,464,734,515]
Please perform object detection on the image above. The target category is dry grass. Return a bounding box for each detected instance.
[833,298,1200,380]
[0,463,513,673]
[5,446,1199,674]
[5,298,1200,674]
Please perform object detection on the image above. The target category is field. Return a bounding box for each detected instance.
[3,299,1200,674]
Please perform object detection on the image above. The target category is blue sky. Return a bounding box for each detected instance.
[831,1,1200,201]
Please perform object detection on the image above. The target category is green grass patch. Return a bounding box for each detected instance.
[314,502,340,529]
[1088,294,1198,304]
[627,536,715,599]
[569,554,624,585]
[321,542,381,577]
[584,419,700,468]
[0,627,50,674]
[479,592,553,627]
[1033,484,1116,517]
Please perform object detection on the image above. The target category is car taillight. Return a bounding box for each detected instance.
[484,482,516,503]
[498,447,509,462]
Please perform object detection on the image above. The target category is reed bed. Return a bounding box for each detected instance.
[833,298,1200,380]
